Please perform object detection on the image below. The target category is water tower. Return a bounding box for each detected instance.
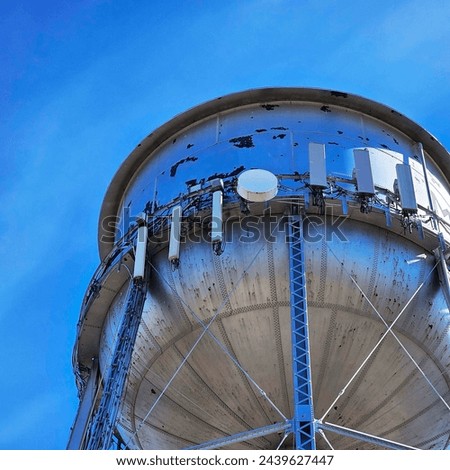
[68,88,450,450]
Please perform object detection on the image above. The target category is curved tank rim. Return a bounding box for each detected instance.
[98,86,450,260]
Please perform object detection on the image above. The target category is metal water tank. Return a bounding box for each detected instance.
[69,88,450,450]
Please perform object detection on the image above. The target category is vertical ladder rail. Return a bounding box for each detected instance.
[84,278,147,449]
[288,214,316,449]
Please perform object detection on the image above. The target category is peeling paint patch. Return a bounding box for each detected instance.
[255,128,267,133]
[293,142,299,147]
[273,134,286,140]
[170,156,198,177]
[229,135,254,148]
[380,143,390,150]
[330,91,348,98]
[261,104,279,111]
[328,141,339,145]
[271,126,288,131]
[187,143,194,149]
[320,105,331,113]
[337,130,344,135]
[207,165,245,181]
[393,137,399,145]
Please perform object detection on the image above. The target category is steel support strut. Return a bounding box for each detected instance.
[186,421,292,450]
[316,421,417,450]
[84,278,147,449]
[288,213,316,449]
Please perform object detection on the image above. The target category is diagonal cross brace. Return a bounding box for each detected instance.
[185,421,292,450]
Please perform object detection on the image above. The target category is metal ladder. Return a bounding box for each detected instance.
[84,278,147,449]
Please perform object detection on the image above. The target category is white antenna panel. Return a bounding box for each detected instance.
[395,164,417,213]
[353,149,375,196]
[308,142,327,188]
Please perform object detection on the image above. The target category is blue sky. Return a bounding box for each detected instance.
[0,0,449,450]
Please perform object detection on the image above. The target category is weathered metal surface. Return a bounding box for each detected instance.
[97,216,450,449]
[71,88,450,450]
[97,88,450,258]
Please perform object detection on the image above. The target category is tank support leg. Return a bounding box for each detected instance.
[288,214,316,450]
